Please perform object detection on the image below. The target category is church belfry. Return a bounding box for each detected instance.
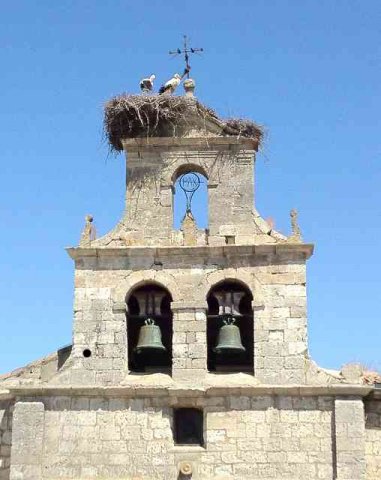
[68,93,314,386]
[1,72,379,480]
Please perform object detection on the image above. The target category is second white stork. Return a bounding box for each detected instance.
[159,73,182,94]
[140,74,156,93]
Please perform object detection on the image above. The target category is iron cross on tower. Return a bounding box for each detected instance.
[169,35,203,78]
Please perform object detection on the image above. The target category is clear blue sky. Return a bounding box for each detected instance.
[1,1,380,374]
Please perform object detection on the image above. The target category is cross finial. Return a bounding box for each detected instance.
[169,35,203,79]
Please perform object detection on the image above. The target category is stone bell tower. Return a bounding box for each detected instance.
[65,94,313,386]
[2,90,378,480]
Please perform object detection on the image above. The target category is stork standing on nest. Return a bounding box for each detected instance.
[159,73,182,94]
[139,74,156,93]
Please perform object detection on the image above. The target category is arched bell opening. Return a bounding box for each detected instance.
[126,283,173,374]
[207,280,254,373]
[172,165,209,231]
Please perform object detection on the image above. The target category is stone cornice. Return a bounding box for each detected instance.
[4,384,373,399]
[66,243,314,261]
[121,136,258,152]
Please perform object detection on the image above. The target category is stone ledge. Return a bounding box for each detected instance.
[7,384,372,399]
[121,136,258,152]
[169,446,206,453]
[66,243,314,260]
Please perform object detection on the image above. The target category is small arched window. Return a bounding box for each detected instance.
[127,283,173,374]
[173,166,208,230]
[207,280,254,373]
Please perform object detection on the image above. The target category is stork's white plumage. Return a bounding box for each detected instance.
[140,74,156,93]
[159,73,182,94]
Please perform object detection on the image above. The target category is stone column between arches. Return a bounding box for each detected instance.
[171,301,208,382]
[253,302,266,379]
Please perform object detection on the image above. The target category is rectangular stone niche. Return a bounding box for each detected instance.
[174,408,204,446]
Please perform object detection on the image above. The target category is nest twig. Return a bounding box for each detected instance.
[104,94,264,153]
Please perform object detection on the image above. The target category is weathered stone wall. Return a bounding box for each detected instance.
[253,261,308,384]
[42,396,174,479]
[0,400,13,480]
[68,287,127,385]
[334,397,366,479]
[171,303,207,382]
[204,395,334,480]
[9,395,338,480]
[10,402,44,480]
[124,150,174,245]
[64,247,309,385]
[365,399,381,479]
[101,144,266,247]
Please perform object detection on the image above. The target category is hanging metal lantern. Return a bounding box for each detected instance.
[135,318,166,353]
[214,316,245,353]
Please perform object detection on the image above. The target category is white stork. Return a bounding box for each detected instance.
[139,74,156,93]
[159,73,182,94]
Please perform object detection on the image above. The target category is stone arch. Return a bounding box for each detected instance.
[205,274,254,373]
[160,156,210,188]
[168,161,210,231]
[125,278,173,374]
[204,269,264,308]
[112,270,180,305]
[171,163,209,184]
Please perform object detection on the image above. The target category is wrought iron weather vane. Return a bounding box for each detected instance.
[169,35,204,78]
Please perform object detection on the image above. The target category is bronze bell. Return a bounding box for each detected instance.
[135,318,166,353]
[214,316,245,353]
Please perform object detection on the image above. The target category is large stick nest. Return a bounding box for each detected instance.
[104,94,264,152]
